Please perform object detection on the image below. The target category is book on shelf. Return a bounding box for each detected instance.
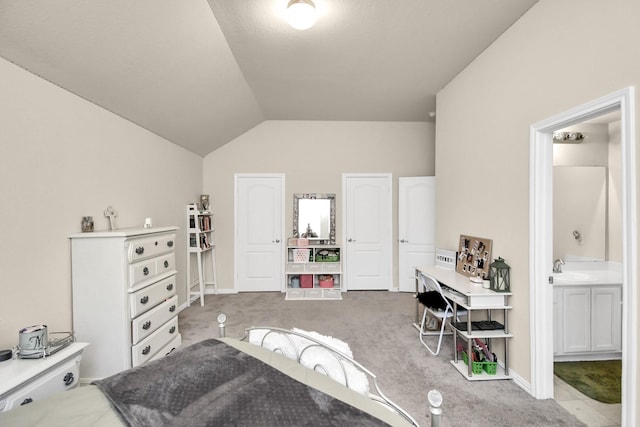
[198,215,211,231]
[200,234,212,249]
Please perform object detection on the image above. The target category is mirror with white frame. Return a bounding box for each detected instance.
[293,193,336,244]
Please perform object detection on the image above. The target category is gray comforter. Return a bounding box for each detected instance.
[93,339,389,426]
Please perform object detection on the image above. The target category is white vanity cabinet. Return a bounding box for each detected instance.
[554,284,622,359]
[70,227,181,381]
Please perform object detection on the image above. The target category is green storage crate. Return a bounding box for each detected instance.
[461,351,484,375]
[462,351,498,375]
[483,361,497,375]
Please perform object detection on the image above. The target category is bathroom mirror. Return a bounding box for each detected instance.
[553,166,606,260]
[293,193,336,244]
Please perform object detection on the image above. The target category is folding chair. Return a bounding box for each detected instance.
[417,272,466,355]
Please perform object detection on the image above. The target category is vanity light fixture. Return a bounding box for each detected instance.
[286,0,317,30]
[553,131,584,143]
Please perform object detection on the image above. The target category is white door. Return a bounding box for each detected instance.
[398,177,435,292]
[343,174,392,290]
[235,174,284,292]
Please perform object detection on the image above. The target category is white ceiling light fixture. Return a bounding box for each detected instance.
[286,0,317,30]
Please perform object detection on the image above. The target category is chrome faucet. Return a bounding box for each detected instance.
[553,258,565,273]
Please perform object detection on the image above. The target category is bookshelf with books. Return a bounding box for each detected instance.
[186,204,217,306]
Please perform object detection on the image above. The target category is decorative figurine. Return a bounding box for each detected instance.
[104,206,118,230]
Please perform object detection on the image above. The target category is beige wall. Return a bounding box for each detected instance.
[435,0,639,413]
[202,120,435,292]
[0,58,203,349]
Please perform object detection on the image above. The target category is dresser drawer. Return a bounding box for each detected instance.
[129,254,176,289]
[131,295,178,345]
[129,275,177,318]
[0,353,81,412]
[147,334,182,363]
[132,317,179,367]
[156,253,175,276]
[127,233,176,263]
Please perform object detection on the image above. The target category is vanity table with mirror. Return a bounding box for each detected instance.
[286,193,343,300]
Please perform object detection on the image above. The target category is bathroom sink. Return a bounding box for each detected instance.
[553,272,598,283]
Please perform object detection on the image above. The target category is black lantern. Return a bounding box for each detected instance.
[489,257,510,292]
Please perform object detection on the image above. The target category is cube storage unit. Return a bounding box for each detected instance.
[285,245,342,300]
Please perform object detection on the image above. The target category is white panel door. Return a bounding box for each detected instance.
[235,174,284,292]
[344,174,392,290]
[398,177,435,292]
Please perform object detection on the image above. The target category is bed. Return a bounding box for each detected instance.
[0,322,419,426]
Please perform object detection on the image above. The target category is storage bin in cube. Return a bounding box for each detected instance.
[293,248,311,263]
[300,274,313,288]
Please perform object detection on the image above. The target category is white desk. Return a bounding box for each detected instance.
[415,265,512,381]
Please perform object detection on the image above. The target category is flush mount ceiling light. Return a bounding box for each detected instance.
[286,0,317,30]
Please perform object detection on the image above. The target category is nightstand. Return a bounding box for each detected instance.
[0,342,88,412]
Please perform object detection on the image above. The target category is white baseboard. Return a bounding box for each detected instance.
[507,366,534,397]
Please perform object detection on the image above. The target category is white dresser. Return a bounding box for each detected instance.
[69,227,181,381]
[0,343,88,412]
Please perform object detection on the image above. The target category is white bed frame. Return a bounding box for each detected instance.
[217,317,420,427]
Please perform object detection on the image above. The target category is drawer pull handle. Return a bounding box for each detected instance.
[142,345,151,355]
[142,321,151,330]
[135,247,144,255]
[63,372,75,386]
[154,241,158,246]
[167,240,174,247]
[21,398,33,406]
[143,267,150,276]
[169,326,176,334]
[140,296,149,304]
[164,260,169,268]
[166,283,174,291]
[169,305,176,312]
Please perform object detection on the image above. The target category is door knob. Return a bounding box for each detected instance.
[348,238,355,242]
[273,239,280,243]
[400,239,408,243]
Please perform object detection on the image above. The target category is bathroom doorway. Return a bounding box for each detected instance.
[529,87,637,426]
[551,112,623,425]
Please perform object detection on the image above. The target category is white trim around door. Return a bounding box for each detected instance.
[529,87,636,427]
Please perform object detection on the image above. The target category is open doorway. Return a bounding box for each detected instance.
[529,87,637,426]
[551,112,622,425]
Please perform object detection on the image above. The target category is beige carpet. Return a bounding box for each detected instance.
[179,291,585,427]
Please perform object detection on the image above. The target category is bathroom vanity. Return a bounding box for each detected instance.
[553,263,622,361]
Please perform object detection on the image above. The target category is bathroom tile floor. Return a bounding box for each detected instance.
[554,375,621,427]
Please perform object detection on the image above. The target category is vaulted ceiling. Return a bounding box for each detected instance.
[0,0,538,156]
